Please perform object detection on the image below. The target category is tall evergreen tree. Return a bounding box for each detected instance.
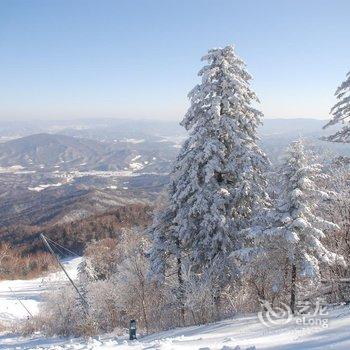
[323,71,350,142]
[149,45,269,286]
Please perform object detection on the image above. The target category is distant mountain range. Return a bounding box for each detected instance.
[0,117,333,140]
[0,132,180,172]
[259,118,350,161]
[0,133,105,168]
[260,118,327,137]
[0,118,348,168]
[0,118,185,143]
[0,118,349,250]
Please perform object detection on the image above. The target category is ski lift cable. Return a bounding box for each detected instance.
[40,234,89,314]
[47,240,66,257]
[45,236,80,257]
[45,236,81,257]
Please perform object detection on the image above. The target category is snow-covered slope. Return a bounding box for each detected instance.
[1,259,350,349]
[0,257,82,323]
[1,305,350,349]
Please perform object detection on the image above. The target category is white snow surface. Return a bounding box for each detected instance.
[2,306,350,349]
[2,259,350,349]
[129,162,144,171]
[28,182,63,192]
[0,257,82,323]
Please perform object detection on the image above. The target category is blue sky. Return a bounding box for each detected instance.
[0,0,349,121]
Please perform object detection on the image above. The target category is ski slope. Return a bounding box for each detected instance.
[0,257,82,323]
[1,258,350,349]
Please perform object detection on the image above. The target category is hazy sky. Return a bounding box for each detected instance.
[0,0,349,121]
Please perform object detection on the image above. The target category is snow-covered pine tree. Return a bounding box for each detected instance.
[323,71,350,142]
[149,45,270,297]
[265,140,345,313]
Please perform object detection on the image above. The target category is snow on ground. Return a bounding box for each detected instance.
[0,165,25,173]
[129,155,144,171]
[129,163,144,171]
[131,155,141,162]
[120,139,145,144]
[0,257,82,323]
[28,182,64,192]
[2,304,350,349]
[2,259,350,349]
[1,306,350,349]
[0,165,36,174]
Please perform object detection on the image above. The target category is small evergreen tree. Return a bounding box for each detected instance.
[323,71,350,142]
[265,140,345,313]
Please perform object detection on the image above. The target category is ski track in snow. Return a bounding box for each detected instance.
[1,260,350,349]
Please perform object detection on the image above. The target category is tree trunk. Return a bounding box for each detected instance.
[177,255,186,325]
[213,292,221,321]
[290,263,297,315]
[140,281,149,334]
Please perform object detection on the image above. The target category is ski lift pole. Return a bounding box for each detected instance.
[8,286,33,318]
[40,233,89,313]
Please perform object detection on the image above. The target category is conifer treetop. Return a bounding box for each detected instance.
[324,71,350,142]
[182,45,263,134]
